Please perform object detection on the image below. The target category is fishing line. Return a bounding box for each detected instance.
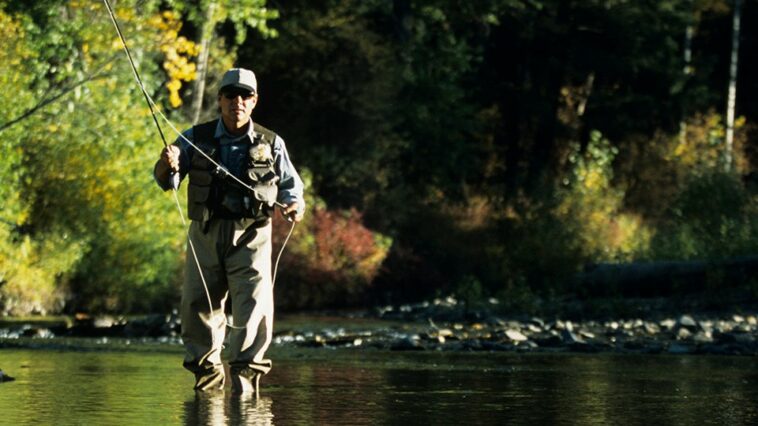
[103,0,169,149]
[102,0,295,330]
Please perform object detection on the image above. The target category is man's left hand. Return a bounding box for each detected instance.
[282,202,303,222]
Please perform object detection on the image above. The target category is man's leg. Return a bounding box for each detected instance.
[181,220,229,391]
[226,221,274,395]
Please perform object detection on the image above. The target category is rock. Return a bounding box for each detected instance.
[659,318,676,330]
[692,331,713,344]
[644,322,660,334]
[505,329,528,342]
[437,328,454,338]
[530,317,545,328]
[736,323,752,333]
[527,324,542,333]
[93,316,118,328]
[21,327,54,338]
[676,328,692,340]
[677,315,698,330]
[0,370,15,382]
[561,329,584,344]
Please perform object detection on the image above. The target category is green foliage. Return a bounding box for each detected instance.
[652,172,758,260]
[1,0,758,315]
[169,0,279,42]
[0,1,186,314]
[555,131,651,262]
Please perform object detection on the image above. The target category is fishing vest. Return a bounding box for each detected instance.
[186,120,279,223]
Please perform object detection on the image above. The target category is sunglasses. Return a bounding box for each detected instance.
[222,90,256,100]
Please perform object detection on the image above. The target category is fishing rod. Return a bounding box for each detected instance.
[102,0,180,190]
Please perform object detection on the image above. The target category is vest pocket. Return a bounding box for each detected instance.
[189,168,213,186]
[190,185,211,202]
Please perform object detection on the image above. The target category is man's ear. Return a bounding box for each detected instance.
[249,94,258,114]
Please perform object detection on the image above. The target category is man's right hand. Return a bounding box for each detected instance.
[161,145,181,171]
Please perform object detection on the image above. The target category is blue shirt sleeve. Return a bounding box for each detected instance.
[273,135,306,215]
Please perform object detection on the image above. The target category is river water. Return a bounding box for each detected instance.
[0,345,756,425]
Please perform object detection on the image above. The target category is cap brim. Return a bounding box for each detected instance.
[220,83,256,93]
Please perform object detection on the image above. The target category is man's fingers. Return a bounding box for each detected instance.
[280,203,302,222]
[162,146,180,171]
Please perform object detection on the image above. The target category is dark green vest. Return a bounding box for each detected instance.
[186,120,279,222]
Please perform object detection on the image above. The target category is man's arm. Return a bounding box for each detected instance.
[273,135,305,221]
[153,129,193,191]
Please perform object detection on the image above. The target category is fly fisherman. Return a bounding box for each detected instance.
[154,68,305,395]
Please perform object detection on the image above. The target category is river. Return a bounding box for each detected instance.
[0,344,756,425]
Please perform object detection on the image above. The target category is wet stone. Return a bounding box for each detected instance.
[644,322,660,335]
[505,329,528,342]
[21,328,54,339]
[530,317,546,328]
[561,329,584,344]
[659,319,676,330]
[692,331,713,344]
[676,328,692,340]
[527,324,542,333]
[678,315,698,330]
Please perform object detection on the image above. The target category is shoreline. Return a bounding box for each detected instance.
[1,297,756,356]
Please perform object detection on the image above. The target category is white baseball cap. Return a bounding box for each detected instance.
[219,68,257,93]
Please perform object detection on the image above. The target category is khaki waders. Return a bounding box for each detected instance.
[181,217,274,394]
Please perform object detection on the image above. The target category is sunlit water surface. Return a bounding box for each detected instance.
[0,346,756,425]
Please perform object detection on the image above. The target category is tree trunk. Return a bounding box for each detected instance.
[190,1,217,124]
[679,2,694,146]
[725,0,742,171]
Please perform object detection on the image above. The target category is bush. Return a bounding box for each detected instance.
[272,169,392,309]
[652,172,758,260]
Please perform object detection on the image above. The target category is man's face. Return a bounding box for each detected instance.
[218,87,258,126]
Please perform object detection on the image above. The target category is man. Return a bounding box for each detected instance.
[154,68,304,395]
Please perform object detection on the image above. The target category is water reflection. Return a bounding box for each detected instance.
[184,393,274,425]
[0,349,755,425]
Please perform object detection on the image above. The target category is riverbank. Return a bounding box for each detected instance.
[1,296,756,356]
